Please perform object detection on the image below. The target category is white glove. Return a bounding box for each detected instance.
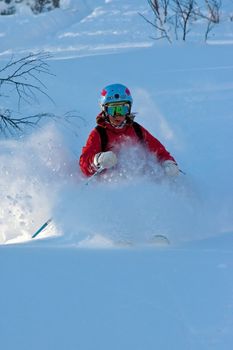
[93,151,117,170]
[163,160,179,177]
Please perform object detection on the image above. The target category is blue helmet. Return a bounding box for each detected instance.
[100,83,133,107]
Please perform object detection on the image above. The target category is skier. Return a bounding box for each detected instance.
[79,83,179,178]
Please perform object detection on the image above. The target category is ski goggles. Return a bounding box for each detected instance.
[106,103,130,117]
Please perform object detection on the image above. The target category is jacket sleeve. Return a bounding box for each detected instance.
[79,128,102,176]
[140,125,176,164]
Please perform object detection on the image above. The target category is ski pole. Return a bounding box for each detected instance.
[179,169,186,175]
[85,166,104,185]
[31,167,104,239]
[31,218,52,239]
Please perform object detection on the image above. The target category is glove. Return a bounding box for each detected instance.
[163,160,179,177]
[93,151,117,170]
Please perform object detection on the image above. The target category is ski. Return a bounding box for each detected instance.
[149,234,170,246]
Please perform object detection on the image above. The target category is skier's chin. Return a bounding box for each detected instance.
[109,115,126,127]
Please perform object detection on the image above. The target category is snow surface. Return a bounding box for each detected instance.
[0,0,233,349]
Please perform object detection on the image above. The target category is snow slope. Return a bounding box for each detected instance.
[0,0,153,58]
[0,1,233,349]
[1,238,233,350]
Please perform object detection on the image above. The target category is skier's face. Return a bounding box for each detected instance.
[106,103,129,127]
[108,114,126,127]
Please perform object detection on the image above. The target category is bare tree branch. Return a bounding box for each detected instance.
[0,110,86,137]
[139,11,172,42]
[141,0,223,42]
[0,52,86,138]
[0,52,54,108]
[202,0,221,40]
[172,0,198,41]
[139,0,173,42]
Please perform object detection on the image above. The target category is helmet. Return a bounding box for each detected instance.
[100,83,133,107]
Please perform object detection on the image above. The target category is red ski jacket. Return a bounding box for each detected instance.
[79,113,176,177]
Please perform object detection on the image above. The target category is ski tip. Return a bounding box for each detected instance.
[149,234,170,246]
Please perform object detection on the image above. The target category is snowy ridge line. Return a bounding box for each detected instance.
[153,64,233,74]
[0,42,154,60]
[207,40,233,46]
